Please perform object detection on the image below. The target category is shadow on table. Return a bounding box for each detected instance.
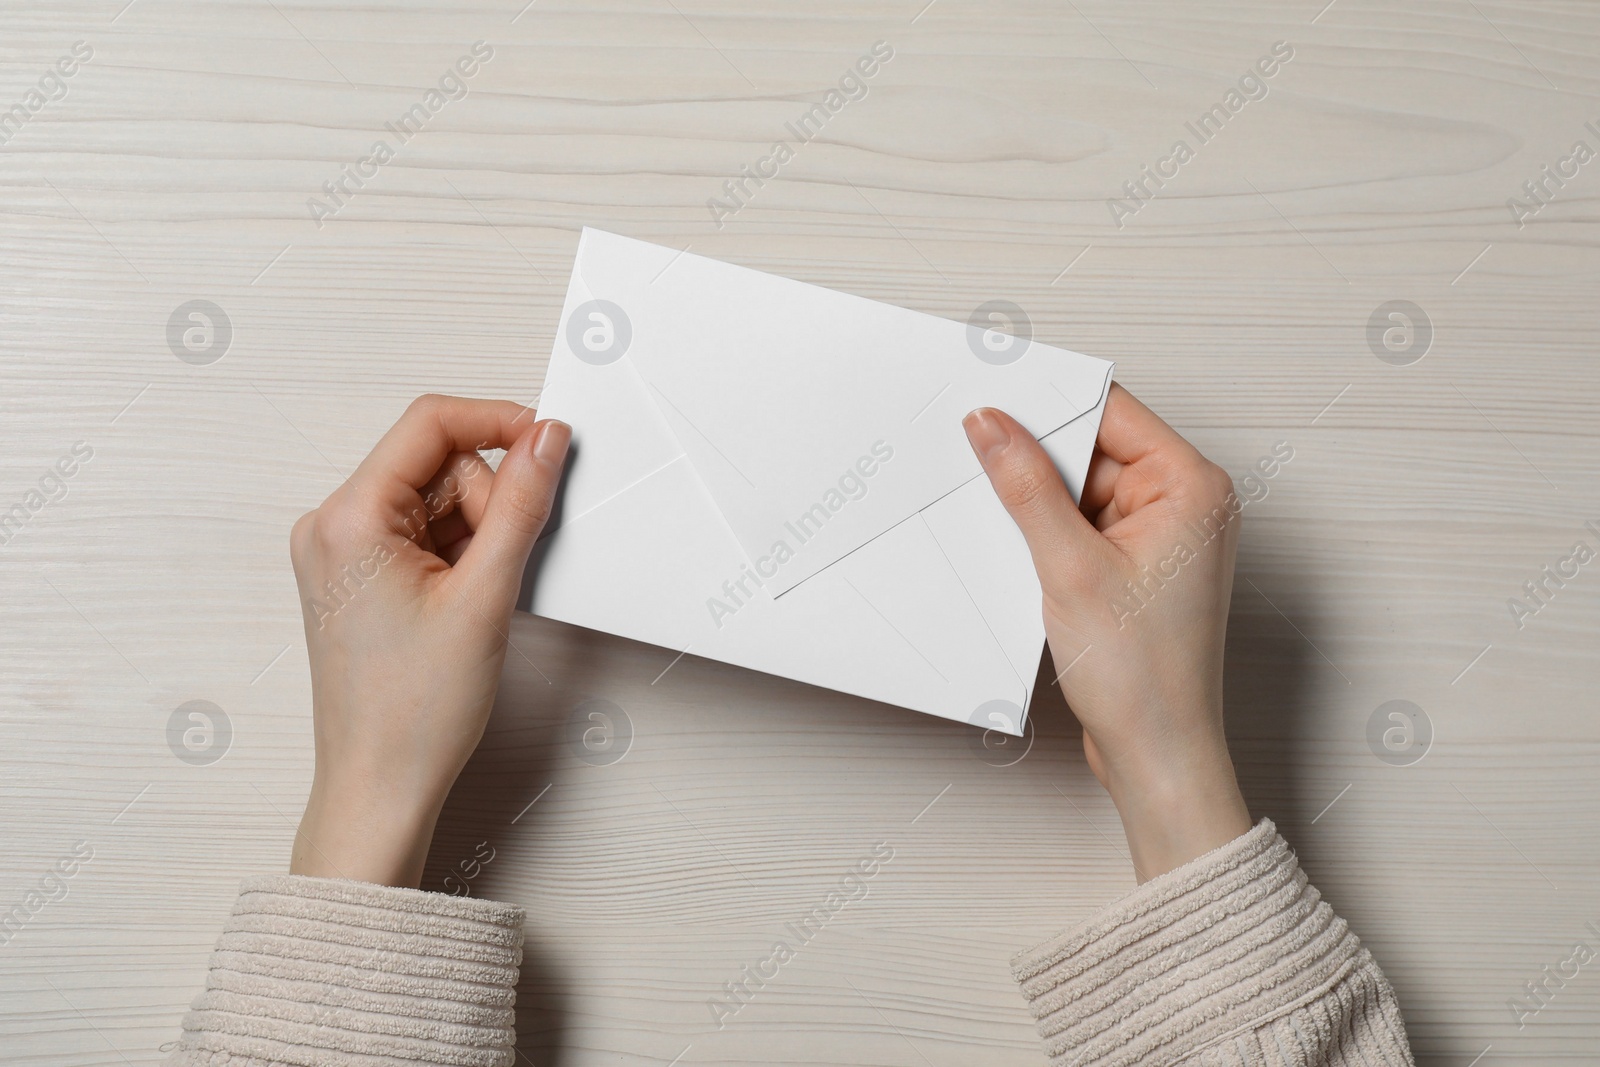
[1223,568,1324,845]
[427,558,1398,1065]
[423,611,603,1067]
[1025,568,1325,846]
[1223,566,1445,1054]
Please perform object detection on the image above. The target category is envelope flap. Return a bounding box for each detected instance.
[567,228,1113,595]
[534,232,687,532]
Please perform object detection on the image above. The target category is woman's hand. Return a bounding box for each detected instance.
[964,384,1252,881]
[288,395,570,888]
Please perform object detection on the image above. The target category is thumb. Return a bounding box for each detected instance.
[456,418,571,615]
[963,407,1105,589]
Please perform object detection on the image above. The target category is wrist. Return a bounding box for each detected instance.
[290,776,445,888]
[1102,749,1252,883]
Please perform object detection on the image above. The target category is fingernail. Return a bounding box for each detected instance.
[533,420,571,465]
[963,408,1011,463]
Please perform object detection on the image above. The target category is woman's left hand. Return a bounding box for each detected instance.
[288,395,570,888]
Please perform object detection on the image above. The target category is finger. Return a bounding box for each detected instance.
[1094,382,1223,518]
[1094,497,1125,532]
[963,407,1110,587]
[417,451,495,531]
[1079,448,1124,517]
[356,395,537,492]
[455,419,571,615]
[429,510,473,564]
[412,452,494,566]
[1100,382,1203,470]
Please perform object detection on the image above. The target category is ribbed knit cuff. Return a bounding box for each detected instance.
[166,875,524,1067]
[1012,820,1411,1067]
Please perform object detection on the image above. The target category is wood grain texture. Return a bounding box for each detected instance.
[2,1,1598,1063]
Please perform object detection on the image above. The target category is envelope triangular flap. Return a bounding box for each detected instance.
[569,229,1113,598]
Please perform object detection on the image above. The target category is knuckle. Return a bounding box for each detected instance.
[290,511,316,560]
[1184,461,1241,528]
[410,392,444,411]
[312,513,346,554]
[406,393,447,422]
[1206,460,1235,499]
[1196,461,1233,503]
[310,496,368,554]
[1178,458,1229,505]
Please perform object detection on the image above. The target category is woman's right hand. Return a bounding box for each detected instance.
[963,384,1253,881]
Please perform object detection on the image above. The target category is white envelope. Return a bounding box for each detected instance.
[521,229,1113,735]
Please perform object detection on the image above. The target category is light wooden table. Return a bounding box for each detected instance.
[4,2,1597,1063]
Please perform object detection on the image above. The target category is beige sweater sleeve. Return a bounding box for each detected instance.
[163,874,524,1067]
[1012,819,1414,1067]
[166,820,1410,1067]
